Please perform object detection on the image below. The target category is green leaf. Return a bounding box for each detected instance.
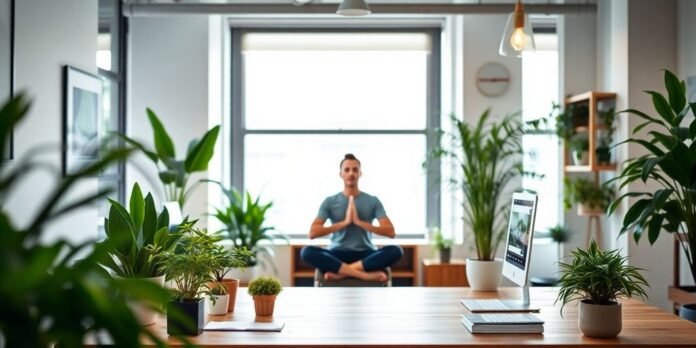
[648,130,677,149]
[608,192,650,216]
[620,108,666,129]
[159,170,177,184]
[622,199,651,230]
[184,125,220,172]
[142,193,158,247]
[115,134,158,164]
[129,183,145,232]
[647,215,664,245]
[146,108,176,160]
[690,112,696,138]
[646,91,675,124]
[632,121,652,134]
[652,189,673,211]
[664,70,686,114]
[641,157,662,182]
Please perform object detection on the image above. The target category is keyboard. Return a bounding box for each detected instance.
[460,299,540,313]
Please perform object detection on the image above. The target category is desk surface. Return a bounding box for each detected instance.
[140,287,696,347]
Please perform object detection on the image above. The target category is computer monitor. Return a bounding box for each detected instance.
[461,192,540,313]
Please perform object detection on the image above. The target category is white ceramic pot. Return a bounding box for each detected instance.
[122,275,165,326]
[579,300,622,338]
[207,294,230,316]
[572,150,589,166]
[577,203,605,216]
[226,265,258,284]
[466,258,503,291]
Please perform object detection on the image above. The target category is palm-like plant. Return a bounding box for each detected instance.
[608,70,696,285]
[209,180,288,269]
[431,110,532,261]
[0,94,190,346]
[97,182,183,278]
[556,241,649,313]
[119,108,219,208]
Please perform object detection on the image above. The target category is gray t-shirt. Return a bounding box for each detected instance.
[316,192,387,251]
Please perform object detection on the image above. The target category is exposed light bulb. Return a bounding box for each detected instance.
[509,28,529,51]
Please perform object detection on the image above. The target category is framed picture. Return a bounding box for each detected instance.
[63,65,103,175]
[1,0,14,161]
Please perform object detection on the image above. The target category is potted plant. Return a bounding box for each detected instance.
[564,178,614,216]
[248,276,283,317]
[556,241,649,338]
[569,136,589,166]
[595,107,616,165]
[97,182,183,325]
[431,228,453,263]
[0,94,177,346]
[119,108,220,210]
[547,224,573,263]
[157,224,220,336]
[209,180,288,282]
[209,245,252,314]
[608,70,696,319]
[429,110,537,291]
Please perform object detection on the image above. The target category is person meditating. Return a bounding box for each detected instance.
[301,153,403,282]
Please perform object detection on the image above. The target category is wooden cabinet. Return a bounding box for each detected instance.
[563,91,617,173]
[290,244,418,286]
[422,259,468,287]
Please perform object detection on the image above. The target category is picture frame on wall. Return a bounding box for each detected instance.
[63,65,103,175]
[1,0,14,161]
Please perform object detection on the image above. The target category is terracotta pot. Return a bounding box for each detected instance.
[579,300,622,338]
[222,278,239,312]
[253,295,277,317]
[466,258,503,291]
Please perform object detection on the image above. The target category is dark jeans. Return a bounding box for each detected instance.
[300,245,403,274]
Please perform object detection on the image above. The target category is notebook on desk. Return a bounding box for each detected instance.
[204,321,285,332]
[460,313,544,334]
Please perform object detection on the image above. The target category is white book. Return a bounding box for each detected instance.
[204,321,285,332]
[461,313,544,334]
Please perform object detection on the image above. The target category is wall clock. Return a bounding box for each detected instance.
[476,62,511,97]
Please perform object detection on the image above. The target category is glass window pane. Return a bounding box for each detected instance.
[244,134,427,237]
[523,134,560,230]
[243,33,429,130]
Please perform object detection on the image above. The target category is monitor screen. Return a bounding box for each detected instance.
[504,198,536,271]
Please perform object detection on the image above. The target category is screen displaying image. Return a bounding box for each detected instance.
[505,199,534,270]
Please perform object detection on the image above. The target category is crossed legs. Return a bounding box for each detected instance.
[301,246,403,282]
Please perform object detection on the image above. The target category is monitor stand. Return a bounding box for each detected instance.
[460,284,540,313]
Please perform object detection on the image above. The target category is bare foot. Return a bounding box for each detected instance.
[363,271,387,282]
[325,272,347,281]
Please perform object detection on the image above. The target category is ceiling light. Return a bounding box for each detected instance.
[499,0,535,57]
[336,0,371,16]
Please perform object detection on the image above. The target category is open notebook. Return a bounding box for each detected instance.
[204,321,285,332]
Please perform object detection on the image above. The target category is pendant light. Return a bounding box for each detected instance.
[499,0,535,57]
[336,0,371,16]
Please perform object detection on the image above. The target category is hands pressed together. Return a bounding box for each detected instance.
[342,195,362,228]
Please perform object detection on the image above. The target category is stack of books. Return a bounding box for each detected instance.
[460,313,544,334]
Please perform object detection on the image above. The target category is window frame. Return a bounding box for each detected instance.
[230,27,441,240]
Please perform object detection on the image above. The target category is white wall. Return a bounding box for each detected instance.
[7,0,99,244]
[128,16,210,225]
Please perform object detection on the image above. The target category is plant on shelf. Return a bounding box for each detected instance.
[247,276,283,317]
[209,245,252,314]
[208,180,288,273]
[119,108,220,209]
[564,178,614,215]
[595,107,616,164]
[427,110,539,290]
[157,224,226,335]
[608,69,696,304]
[556,241,648,338]
[96,182,183,325]
[569,136,590,166]
[553,102,576,143]
[430,228,454,264]
[0,94,184,346]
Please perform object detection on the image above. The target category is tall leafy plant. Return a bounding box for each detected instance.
[120,108,220,208]
[608,70,696,284]
[430,110,533,261]
[97,182,183,278]
[0,94,186,347]
[209,180,288,269]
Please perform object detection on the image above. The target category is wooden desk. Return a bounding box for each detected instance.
[422,259,468,287]
[127,287,696,347]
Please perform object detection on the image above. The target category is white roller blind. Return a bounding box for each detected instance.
[242,32,431,52]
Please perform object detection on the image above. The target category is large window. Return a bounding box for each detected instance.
[232,30,440,239]
[522,29,560,232]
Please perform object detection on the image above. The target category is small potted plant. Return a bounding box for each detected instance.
[595,107,616,165]
[210,246,252,314]
[431,228,453,263]
[563,178,614,216]
[247,276,283,317]
[158,225,219,336]
[556,241,648,338]
[569,136,589,166]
